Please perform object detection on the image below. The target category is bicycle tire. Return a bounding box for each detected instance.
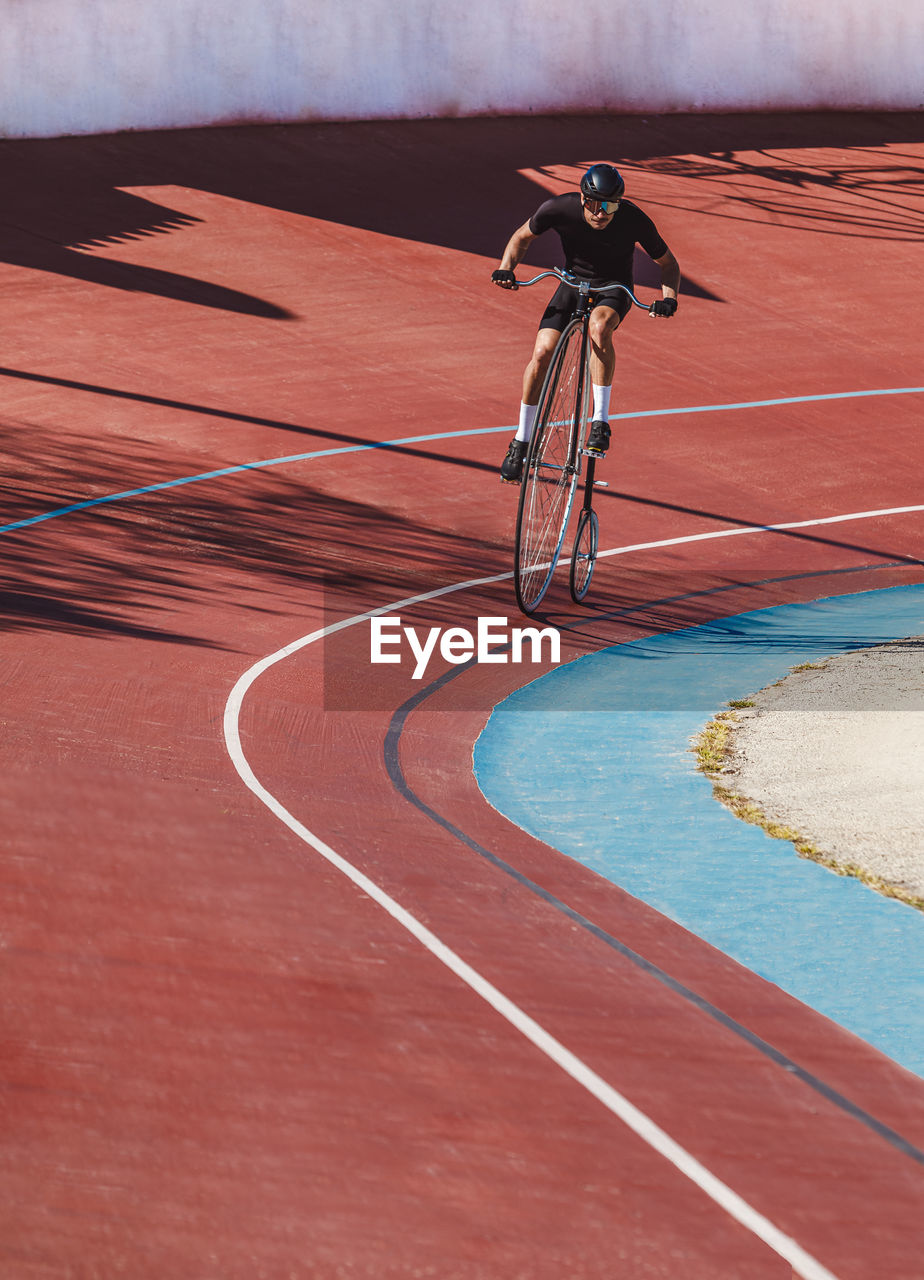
[569,506,598,603]
[514,319,587,614]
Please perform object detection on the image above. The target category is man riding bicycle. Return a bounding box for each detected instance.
[492,163,681,482]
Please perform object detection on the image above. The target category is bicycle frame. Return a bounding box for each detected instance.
[519,267,652,481]
[511,269,651,613]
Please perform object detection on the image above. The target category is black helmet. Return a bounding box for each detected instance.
[580,164,625,202]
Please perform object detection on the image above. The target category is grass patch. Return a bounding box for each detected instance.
[692,713,735,774]
[713,783,817,854]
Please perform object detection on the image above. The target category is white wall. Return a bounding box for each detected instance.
[2,0,921,139]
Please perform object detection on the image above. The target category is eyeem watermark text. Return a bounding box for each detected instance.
[370,616,560,680]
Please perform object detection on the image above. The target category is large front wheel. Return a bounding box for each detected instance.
[514,320,586,614]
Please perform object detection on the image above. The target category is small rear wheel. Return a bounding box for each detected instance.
[569,506,598,603]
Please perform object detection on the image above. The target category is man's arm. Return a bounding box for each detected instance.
[655,249,681,300]
[650,248,681,317]
[492,220,537,289]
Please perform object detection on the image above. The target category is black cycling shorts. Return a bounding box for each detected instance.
[538,281,631,333]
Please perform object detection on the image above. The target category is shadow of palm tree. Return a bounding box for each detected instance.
[3,111,921,315]
[0,423,512,645]
[626,147,924,241]
[1,161,294,318]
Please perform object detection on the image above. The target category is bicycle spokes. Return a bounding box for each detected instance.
[514,320,586,613]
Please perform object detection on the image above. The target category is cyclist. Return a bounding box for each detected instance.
[492,163,681,482]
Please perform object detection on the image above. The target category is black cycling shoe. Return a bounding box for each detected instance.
[586,419,611,457]
[500,437,528,483]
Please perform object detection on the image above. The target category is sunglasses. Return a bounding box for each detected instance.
[583,197,620,214]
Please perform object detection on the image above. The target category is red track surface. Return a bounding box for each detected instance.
[2,114,923,1279]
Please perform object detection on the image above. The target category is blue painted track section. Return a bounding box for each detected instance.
[474,585,924,1077]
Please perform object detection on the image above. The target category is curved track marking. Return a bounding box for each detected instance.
[219,501,924,1280]
[381,620,924,1164]
[220,481,924,1279]
[223,587,841,1280]
[474,584,924,1075]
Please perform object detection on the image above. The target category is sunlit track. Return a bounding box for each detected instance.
[5,116,923,1280]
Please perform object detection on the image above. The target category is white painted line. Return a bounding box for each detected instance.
[480,501,924,586]
[224,650,839,1279]
[596,504,924,562]
[221,511,923,1279]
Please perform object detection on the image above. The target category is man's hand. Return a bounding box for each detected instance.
[649,297,677,318]
[492,269,518,290]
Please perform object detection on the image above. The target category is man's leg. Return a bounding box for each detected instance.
[500,327,560,482]
[517,327,561,438]
[588,303,622,393]
[586,305,623,456]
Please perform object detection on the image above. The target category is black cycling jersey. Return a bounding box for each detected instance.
[529,192,668,287]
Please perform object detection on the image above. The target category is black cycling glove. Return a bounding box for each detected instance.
[649,297,678,317]
[492,269,518,290]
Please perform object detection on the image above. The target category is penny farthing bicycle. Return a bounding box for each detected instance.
[511,268,653,615]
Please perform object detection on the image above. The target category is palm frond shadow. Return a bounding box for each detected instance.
[0,425,511,645]
[3,110,921,316]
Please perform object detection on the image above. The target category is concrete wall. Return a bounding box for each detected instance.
[2,0,922,139]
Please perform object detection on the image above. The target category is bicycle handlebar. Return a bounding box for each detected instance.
[512,267,650,310]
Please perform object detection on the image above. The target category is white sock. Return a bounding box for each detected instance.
[515,402,538,443]
[592,384,612,422]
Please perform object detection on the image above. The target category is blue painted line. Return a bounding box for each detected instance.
[3,385,922,536]
[474,584,924,1077]
[0,426,509,536]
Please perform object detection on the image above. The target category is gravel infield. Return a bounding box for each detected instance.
[717,636,924,904]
